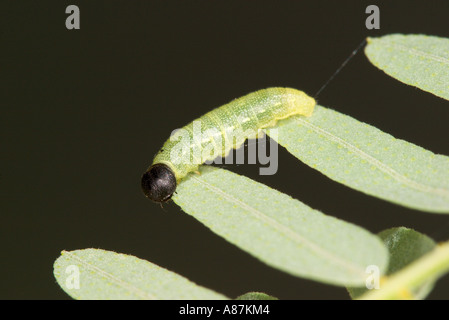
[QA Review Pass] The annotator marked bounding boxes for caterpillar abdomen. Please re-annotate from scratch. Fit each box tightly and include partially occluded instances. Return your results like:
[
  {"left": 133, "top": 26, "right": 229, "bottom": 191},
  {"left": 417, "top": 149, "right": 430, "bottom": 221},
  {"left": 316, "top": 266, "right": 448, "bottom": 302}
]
[{"left": 141, "top": 87, "right": 315, "bottom": 202}]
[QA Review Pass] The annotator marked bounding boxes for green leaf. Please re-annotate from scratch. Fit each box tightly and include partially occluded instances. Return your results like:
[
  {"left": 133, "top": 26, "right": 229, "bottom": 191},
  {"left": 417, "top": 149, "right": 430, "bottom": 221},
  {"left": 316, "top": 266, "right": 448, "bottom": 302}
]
[
  {"left": 358, "top": 240, "right": 449, "bottom": 300},
  {"left": 347, "top": 227, "right": 437, "bottom": 299},
  {"left": 265, "top": 106, "right": 449, "bottom": 213},
  {"left": 378, "top": 227, "right": 437, "bottom": 274},
  {"left": 53, "top": 249, "right": 228, "bottom": 300},
  {"left": 365, "top": 34, "right": 449, "bottom": 101},
  {"left": 236, "top": 292, "right": 278, "bottom": 300},
  {"left": 173, "top": 166, "right": 388, "bottom": 287}
]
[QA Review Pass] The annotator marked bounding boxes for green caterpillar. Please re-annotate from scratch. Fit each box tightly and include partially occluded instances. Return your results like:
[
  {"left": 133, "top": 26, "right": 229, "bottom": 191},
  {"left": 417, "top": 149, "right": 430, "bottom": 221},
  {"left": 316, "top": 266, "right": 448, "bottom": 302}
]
[{"left": 141, "top": 87, "right": 316, "bottom": 202}]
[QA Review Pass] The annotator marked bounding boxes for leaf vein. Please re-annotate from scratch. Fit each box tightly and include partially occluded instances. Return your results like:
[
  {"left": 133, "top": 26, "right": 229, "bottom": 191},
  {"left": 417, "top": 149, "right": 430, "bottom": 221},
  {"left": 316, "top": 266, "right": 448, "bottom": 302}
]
[
  {"left": 191, "top": 175, "right": 366, "bottom": 277},
  {"left": 62, "top": 250, "right": 157, "bottom": 300},
  {"left": 389, "top": 41, "right": 449, "bottom": 65},
  {"left": 294, "top": 117, "right": 449, "bottom": 198}
]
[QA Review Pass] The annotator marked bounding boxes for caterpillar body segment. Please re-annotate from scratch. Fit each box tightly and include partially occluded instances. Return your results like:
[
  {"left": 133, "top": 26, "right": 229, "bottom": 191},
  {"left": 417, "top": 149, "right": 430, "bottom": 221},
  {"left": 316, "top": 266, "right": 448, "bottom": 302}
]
[{"left": 141, "top": 87, "right": 316, "bottom": 202}]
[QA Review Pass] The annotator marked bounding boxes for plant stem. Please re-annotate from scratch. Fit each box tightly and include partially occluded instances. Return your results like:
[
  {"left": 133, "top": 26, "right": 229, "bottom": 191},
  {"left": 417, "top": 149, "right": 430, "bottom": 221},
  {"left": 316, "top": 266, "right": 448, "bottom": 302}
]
[{"left": 358, "top": 240, "right": 449, "bottom": 300}]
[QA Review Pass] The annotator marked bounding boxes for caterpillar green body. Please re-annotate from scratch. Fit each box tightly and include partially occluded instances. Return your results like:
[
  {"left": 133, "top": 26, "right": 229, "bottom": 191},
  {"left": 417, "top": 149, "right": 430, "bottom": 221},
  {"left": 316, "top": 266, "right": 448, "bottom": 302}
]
[{"left": 141, "top": 87, "right": 316, "bottom": 202}]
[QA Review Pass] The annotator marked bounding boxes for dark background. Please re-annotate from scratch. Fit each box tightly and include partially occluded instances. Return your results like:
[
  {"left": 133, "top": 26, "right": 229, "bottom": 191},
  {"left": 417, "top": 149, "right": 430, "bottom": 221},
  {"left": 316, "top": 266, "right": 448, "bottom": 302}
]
[{"left": 2, "top": 1, "right": 449, "bottom": 299}]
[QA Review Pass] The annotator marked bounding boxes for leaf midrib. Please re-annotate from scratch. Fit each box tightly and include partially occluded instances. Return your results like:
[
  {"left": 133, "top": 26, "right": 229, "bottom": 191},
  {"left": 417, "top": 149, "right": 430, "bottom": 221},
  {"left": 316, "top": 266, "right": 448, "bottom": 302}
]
[
  {"left": 191, "top": 175, "right": 367, "bottom": 279},
  {"left": 294, "top": 117, "right": 449, "bottom": 198},
  {"left": 62, "top": 250, "right": 157, "bottom": 300},
  {"left": 386, "top": 40, "right": 449, "bottom": 65}
]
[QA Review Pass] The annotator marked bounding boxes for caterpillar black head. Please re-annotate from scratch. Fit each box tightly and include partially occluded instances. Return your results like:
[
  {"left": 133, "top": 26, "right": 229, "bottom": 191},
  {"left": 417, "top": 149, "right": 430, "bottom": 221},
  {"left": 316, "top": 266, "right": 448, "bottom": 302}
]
[{"left": 141, "top": 164, "right": 177, "bottom": 203}]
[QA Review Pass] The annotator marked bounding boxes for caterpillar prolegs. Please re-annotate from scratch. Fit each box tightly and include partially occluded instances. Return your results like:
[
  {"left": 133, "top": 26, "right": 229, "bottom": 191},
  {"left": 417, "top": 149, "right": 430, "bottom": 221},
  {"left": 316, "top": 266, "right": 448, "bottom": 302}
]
[{"left": 141, "top": 87, "right": 316, "bottom": 202}]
